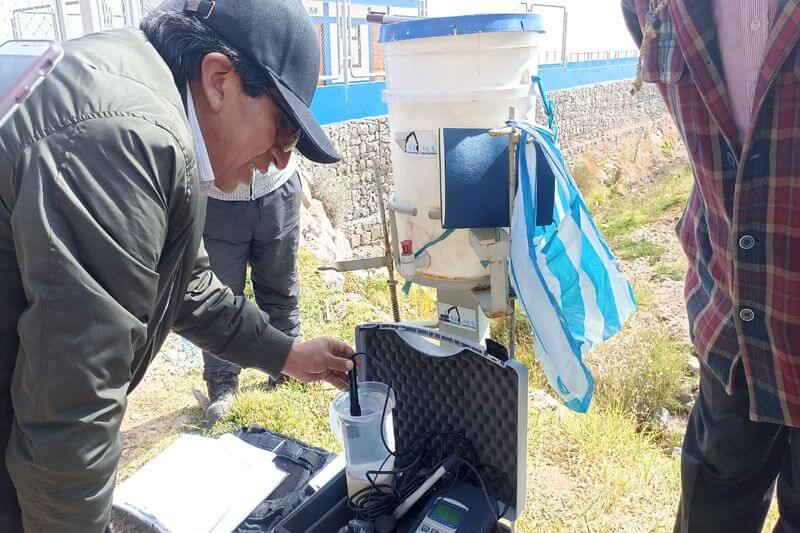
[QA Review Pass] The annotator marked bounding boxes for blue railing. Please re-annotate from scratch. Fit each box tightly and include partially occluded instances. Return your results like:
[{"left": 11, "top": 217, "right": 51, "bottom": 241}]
[
  {"left": 538, "top": 56, "right": 638, "bottom": 91},
  {"left": 310, "top": 56, "right": 640, "bottom": 126}
]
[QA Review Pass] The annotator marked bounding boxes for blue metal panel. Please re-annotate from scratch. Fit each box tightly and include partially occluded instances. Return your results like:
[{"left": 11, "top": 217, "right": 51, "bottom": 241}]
[
  {"left": 538, "top": 57, "right": 638, "bottom": 91},
  {"left": 311, "top": 81, "right": 388, "bottom": 125}
]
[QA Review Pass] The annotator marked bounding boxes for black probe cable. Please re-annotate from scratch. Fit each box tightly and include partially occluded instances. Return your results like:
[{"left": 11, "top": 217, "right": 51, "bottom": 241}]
[{"left": 344, "top": 351, "right": 509, "bottom": 522}]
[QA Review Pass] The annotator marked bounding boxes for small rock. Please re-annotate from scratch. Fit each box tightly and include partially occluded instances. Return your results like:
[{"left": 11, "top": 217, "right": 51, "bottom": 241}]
[
  {"left": 678, "top": 381, "right": 694, "bottom": 404},
  {"left": 530, "top": 389, "right": 559, "bottom": 410},
  {"left": 350, "top": 269, "right": 369, "bottom": 280},
  {"left": 671, "top": 446, "right": 682, "bottom": 458},
  {"left": 657, "top": 407, "right": 673, "bottom": 431},
  {"left": 688, "top": 356, "right": 700, "bottom": 376},
  {"left": 322, "top": 270, "right": 345, "bottom": 291}
]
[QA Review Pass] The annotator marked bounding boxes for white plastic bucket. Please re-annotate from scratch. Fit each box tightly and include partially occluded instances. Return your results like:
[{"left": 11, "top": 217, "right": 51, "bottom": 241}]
[{"left": 380, "top": 14, "right": 544, "bottom": 286}]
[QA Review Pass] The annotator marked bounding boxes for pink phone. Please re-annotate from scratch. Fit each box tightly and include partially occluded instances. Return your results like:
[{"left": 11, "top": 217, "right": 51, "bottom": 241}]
[{"left": 0, "top": 40, "right": 64, "bottom": 128}]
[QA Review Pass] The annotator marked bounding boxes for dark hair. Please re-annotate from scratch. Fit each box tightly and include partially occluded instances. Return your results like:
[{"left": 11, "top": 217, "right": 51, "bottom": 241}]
[{"left": 140, "top": 10, "right": 269, "bottom": 97}]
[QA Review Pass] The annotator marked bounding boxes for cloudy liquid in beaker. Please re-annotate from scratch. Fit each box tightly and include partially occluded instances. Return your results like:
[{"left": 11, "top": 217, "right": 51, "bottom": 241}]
[{"left": 346, "top": 468, "right": 393, "bottom": 498}]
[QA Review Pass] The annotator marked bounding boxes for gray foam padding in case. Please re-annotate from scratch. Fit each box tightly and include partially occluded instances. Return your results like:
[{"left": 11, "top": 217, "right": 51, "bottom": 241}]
[{"left": 355, "top": 323, "right": 527, "bottom": 516}]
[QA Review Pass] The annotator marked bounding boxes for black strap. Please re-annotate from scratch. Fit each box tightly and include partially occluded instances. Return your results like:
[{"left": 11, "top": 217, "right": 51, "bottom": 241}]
[
  {"left": 239, "top": 430, "right": 329, "bottom": 471},
  {"left": 232, "top": 426, "right": 334, "bottom": 532}
]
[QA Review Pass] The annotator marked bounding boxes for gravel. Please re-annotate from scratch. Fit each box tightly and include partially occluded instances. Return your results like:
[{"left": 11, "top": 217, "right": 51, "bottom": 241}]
[{"left": 148, "top": 334, "right": 203, "bottom": 377}]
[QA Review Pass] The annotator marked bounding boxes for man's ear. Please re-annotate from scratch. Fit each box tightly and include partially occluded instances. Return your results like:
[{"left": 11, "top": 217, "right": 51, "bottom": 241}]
[{"left": 199, "top": 52, "right": 235, "bottom": 112}]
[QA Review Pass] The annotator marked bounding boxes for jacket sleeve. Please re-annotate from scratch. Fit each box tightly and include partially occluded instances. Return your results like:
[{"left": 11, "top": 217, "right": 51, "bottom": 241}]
[
  {"left": 8, "top": 116, "right": 176, "bottom": 532},
  {"left": 622, "top": 0, "right": 644, "bottom": 47},
  {"left": 172, "top": 242, "right": 294, "bottom": 377}
]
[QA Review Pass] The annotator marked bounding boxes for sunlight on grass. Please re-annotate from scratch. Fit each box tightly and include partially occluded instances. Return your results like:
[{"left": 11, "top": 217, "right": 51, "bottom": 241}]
[
  {"left": 632, "top": 279, "right": 656, "bottom": 308},
  {"left": 597, "top": 168, "right": 692, "bottom": 242},
  {"left": 615, "top": 239, "right": 668, "bottom": 261},
  {"left": 653, "top": 256, "right": 689, "bottom": 281},
  {"left": 210, "top": 374, "right": 341, "bottom": 452},
  {"left": 590, "top": 319, "right": 690, "bottom": 421},
  {"left": 522, "top": 406, "right": 680, "bottom": 531}
]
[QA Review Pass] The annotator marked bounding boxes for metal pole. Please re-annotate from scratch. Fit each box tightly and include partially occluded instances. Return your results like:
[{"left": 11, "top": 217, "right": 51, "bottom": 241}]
[
  {"left": 53, "top": 0, "right": 69, "bottom": 41},
  {"left": 508, "top": 107, "right": 517, "bottom": 235},
  {"left": 561, "top": 9, "right": 569, "bottom": 67},
  {"left": 78, "top": 0, "right": 99, "bottom": 34},
  {"left": 341, "top": 0, "right": 350, "bottom": 85},
  {"left": 125, "top": 0, "right": 142, "bottom": 27},
  {"left": 334, "top": 0, "right": 347, "bottom": 84},
  {"left": 507, "top": 106, "right": 520, "bottom": 360},
  {"left": 374, "top": 159, "right": 401, "bottom": 323},
  {"left": 533, "top": 4, "right": 569, "bottom": 67}
]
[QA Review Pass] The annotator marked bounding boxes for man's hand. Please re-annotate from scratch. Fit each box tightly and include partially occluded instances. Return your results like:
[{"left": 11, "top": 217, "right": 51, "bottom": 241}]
[{"left": 281, "top": 337, "right": 355, "bottom": 389}]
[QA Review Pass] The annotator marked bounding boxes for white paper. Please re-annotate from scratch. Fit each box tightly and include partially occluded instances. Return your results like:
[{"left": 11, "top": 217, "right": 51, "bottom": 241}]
[{"left": 114, "top": 434, "right": 287, "bottom": 533}]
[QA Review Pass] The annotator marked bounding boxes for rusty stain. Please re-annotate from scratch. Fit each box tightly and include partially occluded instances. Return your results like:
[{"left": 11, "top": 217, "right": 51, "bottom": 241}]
[{"left": 417, "top": 272, "right": 489, "bottom": 283}]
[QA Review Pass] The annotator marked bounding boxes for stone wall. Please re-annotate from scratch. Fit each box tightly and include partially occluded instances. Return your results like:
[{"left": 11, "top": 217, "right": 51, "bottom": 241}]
[
  {"left": 296, "top": 116, "right": 393, "bottom": 255},
  {"left": 297, "top": 80, "right": 669, "bottom": 257},
  {"left": 540, "top": 80, "right": 668, "bottom": 162}
]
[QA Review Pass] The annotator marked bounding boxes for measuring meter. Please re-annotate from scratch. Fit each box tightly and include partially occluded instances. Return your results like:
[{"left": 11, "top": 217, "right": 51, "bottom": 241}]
[{"left": 406, "top": 483, "right": 495, "bottom": 533}]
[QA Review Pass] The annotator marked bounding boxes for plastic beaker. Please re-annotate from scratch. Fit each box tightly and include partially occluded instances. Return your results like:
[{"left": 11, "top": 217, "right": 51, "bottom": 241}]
[{"left": 329, "top": 381, "right": 395, "bottom": 497}]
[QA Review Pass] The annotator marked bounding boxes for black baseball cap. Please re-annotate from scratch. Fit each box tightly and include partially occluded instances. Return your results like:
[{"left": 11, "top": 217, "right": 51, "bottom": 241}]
[{"left": 164, "top": 0, "right": 340, "bottom": 163}]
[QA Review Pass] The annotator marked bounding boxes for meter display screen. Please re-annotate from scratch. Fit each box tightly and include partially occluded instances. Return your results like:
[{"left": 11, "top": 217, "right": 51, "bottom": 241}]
[{"left": 430, "top": 501, "right": 466, "bottom": 526}]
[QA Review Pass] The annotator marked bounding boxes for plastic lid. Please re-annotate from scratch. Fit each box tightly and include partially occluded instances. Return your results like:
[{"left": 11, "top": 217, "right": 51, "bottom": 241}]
[{"left": 378, "top": 13, "right": 545, "bottom": 43}]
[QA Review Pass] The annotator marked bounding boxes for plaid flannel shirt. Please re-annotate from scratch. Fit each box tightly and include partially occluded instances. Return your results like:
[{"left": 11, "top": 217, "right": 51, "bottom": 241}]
[{"left": 623, "top": 0, "right": 800, "bottom": 426}]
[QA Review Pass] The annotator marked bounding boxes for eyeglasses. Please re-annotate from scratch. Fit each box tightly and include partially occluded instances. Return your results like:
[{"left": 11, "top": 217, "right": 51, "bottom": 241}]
[{"left": 267, "top": 88, "right": 301, "bottom": 153}]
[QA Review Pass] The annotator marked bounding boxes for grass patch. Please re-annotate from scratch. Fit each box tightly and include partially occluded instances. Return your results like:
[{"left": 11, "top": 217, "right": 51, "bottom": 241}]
[
  {"left": 297, "top": 252, "right": 384, "bottom": 342},
  {"left": 589, "top": 320, "right": 690, "bottom": 422},
  {"left": 522, "top": 406, "right": 680, "bottom": 531},
  {"left": 661, "top": 138, "right": 675, "bottom": 159},
  {"left": 597, "top": 168, "right": 692, "bottom": 242},
  {"left": 654, "top": 257, "right": 689, "bottom": 281},
  {"left": 491, "top": 304, "right": 548, "bottom": 390},
  {"left": 209, "top": 376, "right": 340, "bottom": 452},
  {"left": 615, "top": 240, "right": 668, "bottom": 261},
  {"left": 632, "top": 279, "right": 656, "bottom": 309},
  {"left": 601, "top": 210, "right": 651, "bottom": 241}
]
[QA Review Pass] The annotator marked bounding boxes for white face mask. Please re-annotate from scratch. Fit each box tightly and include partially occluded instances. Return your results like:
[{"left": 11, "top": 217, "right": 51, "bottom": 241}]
[{"left": 186, "top": 84, "right": 216, "bottom": 182}]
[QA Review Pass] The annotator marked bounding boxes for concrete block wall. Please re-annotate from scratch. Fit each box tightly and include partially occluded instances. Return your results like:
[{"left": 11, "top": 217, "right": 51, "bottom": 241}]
[{"left": 298, "top": 80, "right": 668, "bottom": 256}]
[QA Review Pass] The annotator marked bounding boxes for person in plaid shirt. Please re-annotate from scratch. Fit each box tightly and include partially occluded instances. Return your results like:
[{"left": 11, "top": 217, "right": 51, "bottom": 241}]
[{"left": 623, "top": 0, "right": 800, "bottom": 531}]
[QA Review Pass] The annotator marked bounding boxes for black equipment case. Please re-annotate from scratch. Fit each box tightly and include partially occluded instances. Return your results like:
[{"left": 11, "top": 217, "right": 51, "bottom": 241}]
[{"left": 273, "top": 323, "right": 529, "bottom": 532}]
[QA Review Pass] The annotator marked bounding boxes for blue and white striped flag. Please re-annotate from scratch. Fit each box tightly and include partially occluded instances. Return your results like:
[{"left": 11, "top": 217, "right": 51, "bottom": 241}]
[{"left": 508, "top": 120, "right": 637, "bottom": 412}]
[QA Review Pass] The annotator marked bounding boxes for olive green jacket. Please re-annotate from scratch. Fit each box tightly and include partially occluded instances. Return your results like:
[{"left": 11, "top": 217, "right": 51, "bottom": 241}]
[{"left": 0, "top": 28, "right": 294, "bottom": 532}]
